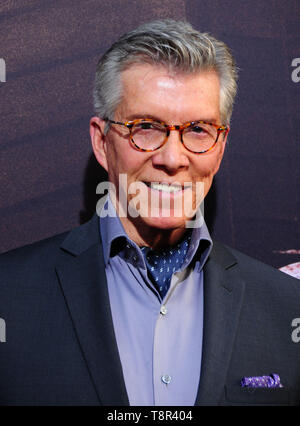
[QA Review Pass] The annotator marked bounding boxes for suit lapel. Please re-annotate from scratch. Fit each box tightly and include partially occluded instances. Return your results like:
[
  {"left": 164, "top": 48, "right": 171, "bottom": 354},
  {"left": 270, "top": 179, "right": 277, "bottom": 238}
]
[
  {"left": 55, "top": 215, "right": 129, "bottom": 406},
  {"left": 55, "top": 215, "right": 245, "bottom": 406},
  {"left": 195, "top": 242, "right": 245, "bottom": 405}
]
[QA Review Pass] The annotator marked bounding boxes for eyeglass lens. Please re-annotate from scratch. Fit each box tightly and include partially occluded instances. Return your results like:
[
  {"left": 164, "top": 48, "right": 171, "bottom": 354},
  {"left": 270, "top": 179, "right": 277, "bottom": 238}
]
[{"left": 130, "top": 121, "right": 218, "bottom": 152}]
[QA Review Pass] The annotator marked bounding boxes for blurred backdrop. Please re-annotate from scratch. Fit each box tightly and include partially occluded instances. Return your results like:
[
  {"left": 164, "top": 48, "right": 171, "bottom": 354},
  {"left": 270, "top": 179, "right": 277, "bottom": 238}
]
[{"left": 0, "top": 0, "right": 299, "bottom": 275}]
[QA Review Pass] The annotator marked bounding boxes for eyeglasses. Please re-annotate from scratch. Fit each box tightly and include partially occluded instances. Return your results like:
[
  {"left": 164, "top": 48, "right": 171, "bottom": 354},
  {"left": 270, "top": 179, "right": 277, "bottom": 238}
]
[{"left": 105, "top": 118, "right": 228, "bottom": 154}]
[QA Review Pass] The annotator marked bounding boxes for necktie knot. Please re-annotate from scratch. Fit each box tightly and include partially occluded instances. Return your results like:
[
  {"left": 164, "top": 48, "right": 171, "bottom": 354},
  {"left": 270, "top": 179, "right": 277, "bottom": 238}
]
[{"left": 141, "top": 232, "right": 192, "bottom": 299}]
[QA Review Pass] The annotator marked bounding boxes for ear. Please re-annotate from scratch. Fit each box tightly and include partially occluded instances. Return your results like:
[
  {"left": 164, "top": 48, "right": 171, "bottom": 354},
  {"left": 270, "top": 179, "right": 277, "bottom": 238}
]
[{"left": 90, "top": 116, "right": 108, "bottom": 171}]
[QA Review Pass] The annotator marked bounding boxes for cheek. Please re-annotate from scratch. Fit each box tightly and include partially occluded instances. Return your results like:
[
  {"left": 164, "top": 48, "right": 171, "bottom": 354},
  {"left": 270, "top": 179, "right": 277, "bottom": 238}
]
[
  {"left": 106, "top": 139, "right": 128, "bottom": 172},
  {"left": 105, "top": 140, "right": 146, "bottom": 181},
  {"left": 193, "top": 160, "right": 218, "bottom": 180},
  {"left": 193, "top": 145, "right": 225, "bottom": 179}
]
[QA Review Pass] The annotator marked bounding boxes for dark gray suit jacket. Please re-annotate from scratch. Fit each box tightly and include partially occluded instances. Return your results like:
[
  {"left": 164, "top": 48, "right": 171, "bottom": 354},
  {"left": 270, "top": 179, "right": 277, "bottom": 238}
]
[{"left": 0, "top": 214, "right": 300, "bottom": 405}]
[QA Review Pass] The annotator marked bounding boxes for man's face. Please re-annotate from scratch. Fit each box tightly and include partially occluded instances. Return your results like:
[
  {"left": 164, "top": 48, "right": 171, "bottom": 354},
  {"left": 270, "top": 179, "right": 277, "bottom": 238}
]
[{"left": 91, "top": 64, "right": 228, "bottom": 245}]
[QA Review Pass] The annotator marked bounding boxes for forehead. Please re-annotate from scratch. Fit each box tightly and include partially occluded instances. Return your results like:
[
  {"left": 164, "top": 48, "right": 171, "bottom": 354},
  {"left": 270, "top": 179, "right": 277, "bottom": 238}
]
[{"left": 116, "top": 63, "right": 221, "bottom": 123}]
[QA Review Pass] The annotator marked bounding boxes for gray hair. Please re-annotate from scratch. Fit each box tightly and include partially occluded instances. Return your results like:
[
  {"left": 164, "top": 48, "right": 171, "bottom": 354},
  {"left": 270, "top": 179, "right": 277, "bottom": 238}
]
[{"left": 93, "top": 19, "right": 238, "bottom": 126}]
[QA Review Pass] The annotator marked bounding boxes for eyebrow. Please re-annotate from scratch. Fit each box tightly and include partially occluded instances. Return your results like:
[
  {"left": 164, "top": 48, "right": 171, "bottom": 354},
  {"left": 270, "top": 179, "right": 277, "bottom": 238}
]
[
  {"left": 125, "top": 114, "right": 218, "bottom": 124},
  {"left": 125, "top": 114, "right": 164, "bottom": 122}
]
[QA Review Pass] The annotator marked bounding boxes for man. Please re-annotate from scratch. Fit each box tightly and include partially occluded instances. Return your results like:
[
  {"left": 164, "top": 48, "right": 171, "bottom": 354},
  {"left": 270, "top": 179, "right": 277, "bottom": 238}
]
[{"left": 0, "top": 19, "right": 300, "bottom": 406}]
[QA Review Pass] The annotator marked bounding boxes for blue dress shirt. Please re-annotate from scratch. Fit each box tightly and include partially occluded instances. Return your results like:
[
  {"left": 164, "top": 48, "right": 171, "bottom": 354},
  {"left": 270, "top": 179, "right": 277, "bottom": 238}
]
[{"left": 99, "top": 196, "right": 212, "bottom": 406}]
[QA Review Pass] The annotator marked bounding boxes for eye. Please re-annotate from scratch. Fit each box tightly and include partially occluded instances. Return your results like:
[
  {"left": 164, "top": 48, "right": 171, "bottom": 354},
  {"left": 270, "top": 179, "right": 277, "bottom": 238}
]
[
  {"left": 137, "top": 121, "right": 164, "bottom": 130},
  {"left": 139, "top": 122, "right": 154, "bottom": 130},
  {"left": 134, "top": 121, "right": 165, "bottom": 133},
  {"left": 190, "top": 125, "right": 206, "bottom": 134}
]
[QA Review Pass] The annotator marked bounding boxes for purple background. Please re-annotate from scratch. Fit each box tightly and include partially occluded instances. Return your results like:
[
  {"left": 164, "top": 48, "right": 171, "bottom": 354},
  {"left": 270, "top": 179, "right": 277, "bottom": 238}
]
[{"left": 0, "top": 0, "right": 299, "bottom": 270}]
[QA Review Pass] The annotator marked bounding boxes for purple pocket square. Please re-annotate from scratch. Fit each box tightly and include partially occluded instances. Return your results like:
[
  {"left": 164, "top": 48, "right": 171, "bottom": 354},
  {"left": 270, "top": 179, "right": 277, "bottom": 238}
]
[{"left": 241, "top": 373, "right": 283, "bottom": 388}]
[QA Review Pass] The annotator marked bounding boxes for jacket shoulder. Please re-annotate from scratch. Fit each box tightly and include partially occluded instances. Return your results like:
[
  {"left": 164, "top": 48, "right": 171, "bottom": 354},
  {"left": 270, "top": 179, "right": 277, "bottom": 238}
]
[
  {"left": 0, "top": 214, "right": 101, "bottom": 288},
  {"left": 0, "top": 231, "right": 69, "bottom": 268},
  {"left": 0, "top": 231, "right": 73, "bottom": 292},
  {"left": 213, "top": 240, "right": 300, "bottom": 293}
]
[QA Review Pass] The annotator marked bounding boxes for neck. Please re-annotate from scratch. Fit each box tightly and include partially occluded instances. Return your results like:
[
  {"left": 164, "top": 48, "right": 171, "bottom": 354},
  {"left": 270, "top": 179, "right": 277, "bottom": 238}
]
[{"left": 119, "top": 215, "right": 189, "bottom": 250}]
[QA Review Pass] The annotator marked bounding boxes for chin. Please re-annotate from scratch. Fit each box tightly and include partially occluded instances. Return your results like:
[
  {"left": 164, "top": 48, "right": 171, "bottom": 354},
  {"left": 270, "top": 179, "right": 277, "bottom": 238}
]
[{"left": 137, "top": 215, "right": 188, "bottom": 231}]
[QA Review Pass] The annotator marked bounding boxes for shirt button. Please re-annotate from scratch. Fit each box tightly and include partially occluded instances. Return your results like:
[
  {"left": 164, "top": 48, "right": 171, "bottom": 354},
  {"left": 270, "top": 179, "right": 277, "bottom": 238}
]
[
  {"left": 160, "top": 305, "right": 168, "bottom": 315},
  {"left": 161, "top": 374, "right": 172, "bottom": 384}
]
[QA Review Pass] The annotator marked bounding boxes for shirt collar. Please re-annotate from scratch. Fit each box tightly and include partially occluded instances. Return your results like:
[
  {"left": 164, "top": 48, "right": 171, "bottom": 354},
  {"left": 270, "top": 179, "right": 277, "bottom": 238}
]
[
  {"left": 99, "top": 195, "right": 132, "bottom": 266},
  {"left": 182, "top": 218, "right": 212, "bottom": 272},
  {"left": 99, "top": 195, "right": 213, "bottom": 270}
]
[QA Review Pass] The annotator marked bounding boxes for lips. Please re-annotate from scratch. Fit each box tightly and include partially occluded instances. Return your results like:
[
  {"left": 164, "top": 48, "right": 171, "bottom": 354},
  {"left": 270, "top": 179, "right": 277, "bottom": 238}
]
[{"left": 143, "top": 181, "right": 192, "bottom": 193}]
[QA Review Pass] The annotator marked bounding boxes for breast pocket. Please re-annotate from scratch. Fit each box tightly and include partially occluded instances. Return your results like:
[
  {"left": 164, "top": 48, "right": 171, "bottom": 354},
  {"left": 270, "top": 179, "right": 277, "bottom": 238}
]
[{"left": 224, "top": 386, "right": 291, "bottom": 406}]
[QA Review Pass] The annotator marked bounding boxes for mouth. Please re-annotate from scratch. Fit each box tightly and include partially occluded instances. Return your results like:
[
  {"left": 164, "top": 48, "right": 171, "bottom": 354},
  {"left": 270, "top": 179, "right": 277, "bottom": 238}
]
[{"left": 143, "top": 181, "right": 192, "bottom": 194}]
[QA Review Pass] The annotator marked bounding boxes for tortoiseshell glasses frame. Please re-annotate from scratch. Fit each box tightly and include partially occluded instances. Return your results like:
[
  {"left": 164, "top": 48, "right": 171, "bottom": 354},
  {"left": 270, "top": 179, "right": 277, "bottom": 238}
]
[{"left": 104, "top": 118, "right": 229, "bottom": 154}]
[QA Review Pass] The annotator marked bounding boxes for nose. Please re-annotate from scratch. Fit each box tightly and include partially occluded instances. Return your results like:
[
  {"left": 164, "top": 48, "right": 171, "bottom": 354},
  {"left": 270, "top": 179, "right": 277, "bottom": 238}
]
[{"left": 151, "top": 129, "right": 189, "bottom": 173}]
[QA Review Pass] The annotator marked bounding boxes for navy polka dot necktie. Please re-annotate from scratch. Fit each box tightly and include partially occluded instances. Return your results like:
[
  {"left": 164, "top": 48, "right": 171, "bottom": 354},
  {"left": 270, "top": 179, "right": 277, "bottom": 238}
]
[{"left": 141, "top": 232, "right": 192, "bottom": 299}]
